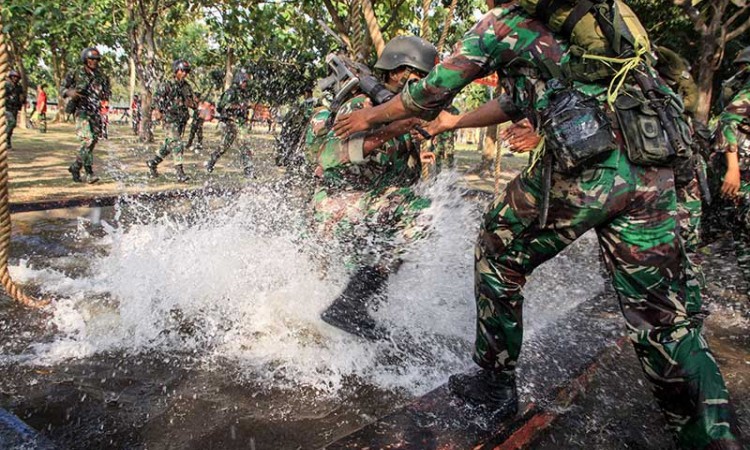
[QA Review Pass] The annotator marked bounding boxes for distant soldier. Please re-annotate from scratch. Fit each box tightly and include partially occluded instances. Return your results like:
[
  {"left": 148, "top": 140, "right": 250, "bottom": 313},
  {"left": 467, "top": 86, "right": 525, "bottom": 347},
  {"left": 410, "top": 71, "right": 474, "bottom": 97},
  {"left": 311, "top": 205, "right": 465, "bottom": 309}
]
[
  {"left": 131, "top": 94, "right": 141, "bottom": 135},
  {"left": 4, "top": 69, "right": 25, "bottom": 149},
  {"left": 205, "top": 70, "right": 254, "bottom": 177},
  {"left": 430, "top": 104, "right": 460, "bottom": 171},
  {"left": 147, "top": 59, "right": 196, "bottom": 182},
  {"left": 275, "top": 87, "right": 317, "bottom": 167},
  {"left": 186, "top": 92, "right": 206, "bottom": 152},
  {"left": 34, "top": 83, "right": 48, "bottom": 133},
  {"left": 62, "top": 47, "right": 111, "bottom": 183}
]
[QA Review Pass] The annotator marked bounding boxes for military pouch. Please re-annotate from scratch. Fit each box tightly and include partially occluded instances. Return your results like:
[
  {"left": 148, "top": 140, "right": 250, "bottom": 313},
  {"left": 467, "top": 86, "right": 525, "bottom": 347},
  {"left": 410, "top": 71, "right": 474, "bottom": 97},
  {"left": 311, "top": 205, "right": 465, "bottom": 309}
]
[
  {"left": 614, "top": 90, "right": 690, "bottom": 166},
  {"left": 541, "top": 86, "right": 616, "bottom": 173}
]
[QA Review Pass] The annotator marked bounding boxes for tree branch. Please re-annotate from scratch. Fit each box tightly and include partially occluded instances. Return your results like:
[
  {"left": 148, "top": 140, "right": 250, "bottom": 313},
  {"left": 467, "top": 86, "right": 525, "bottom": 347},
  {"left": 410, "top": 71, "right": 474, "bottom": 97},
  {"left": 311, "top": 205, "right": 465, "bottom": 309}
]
[
  {"left": 322, "top": 0, "right": 350, "bottom": 39},
  {"left": 727, "top": 14, "right": 750, "bottom": 41},
  {"left": 678, "top": 1, "right": 708, "bottom": 34},
  {"left": 381, "top": 0, "right": 407, "bottom": 31},
  {"left": 725, "top": 4, "right": 749, "bottom": 29}
]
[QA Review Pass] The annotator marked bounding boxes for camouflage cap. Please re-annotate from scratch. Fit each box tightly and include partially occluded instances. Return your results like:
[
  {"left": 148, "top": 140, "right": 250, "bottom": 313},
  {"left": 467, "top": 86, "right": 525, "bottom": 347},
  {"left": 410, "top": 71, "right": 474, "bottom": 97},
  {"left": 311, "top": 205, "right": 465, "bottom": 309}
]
[
  {"left": 734, "top": 46, "right": 750, "bottom": 65},
  {"left": 374, "top": 36, "right": 438, "bottom": 74}
]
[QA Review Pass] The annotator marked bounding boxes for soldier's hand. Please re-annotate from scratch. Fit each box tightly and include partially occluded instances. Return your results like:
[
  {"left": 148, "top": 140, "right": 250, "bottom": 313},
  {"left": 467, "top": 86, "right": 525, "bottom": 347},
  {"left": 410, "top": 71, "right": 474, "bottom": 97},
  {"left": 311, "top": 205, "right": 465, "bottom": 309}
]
[
  {"left": 499, "top": 119, "right": 541, "bottom": 153},
  {"left": 333, "top": 108, "right": 374, "bottom": 139},
  {"left": 721, "top": 165, "right": 741, "bottom": 198},
  {"left": 420, "top": 151, "right": 436, "bottom": 165},
  {"left": 65, "top": 89, "right": 81, "bottom": 100}
]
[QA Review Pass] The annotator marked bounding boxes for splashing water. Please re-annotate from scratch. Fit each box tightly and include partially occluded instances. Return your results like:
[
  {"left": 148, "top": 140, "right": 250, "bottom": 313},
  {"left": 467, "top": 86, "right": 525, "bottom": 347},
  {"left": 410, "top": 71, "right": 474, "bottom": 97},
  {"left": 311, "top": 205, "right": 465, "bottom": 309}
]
[{"left": 8, "top": 171, "right": 605, "bottom": 399}]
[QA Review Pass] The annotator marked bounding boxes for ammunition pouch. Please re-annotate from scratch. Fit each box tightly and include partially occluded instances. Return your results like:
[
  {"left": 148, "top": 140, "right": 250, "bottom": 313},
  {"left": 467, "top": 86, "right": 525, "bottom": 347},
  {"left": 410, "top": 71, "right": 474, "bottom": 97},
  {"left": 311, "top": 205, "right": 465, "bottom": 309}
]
[
  {"left": 614, "top": 89, "right": 690, "bottom": 167},
  {"left": 541, "top": 86, "right": 616, "bottom": 173},
  {"left": 673, "top": 152, "right": 696, "bottom": 189}
]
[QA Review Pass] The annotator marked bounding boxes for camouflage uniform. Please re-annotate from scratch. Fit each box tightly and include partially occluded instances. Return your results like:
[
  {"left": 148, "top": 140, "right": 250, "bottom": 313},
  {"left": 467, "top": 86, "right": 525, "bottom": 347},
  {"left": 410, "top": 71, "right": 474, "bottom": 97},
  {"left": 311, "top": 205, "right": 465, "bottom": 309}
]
[
  {"left": 276, "top": 96, "right": 317, "bottom": 167},
  {"left": 63, "top": 65, "right": 111, "bottom": 180},
  {"left": 148, "top": 78, "right": 194, "bottom": 176},
  {"left": 398, "top": 6, "right": 739, "bottom": 448},
  {"left": 706, "top": 77, "right": 750, "bottom": 290},
  {"left": 307, "top": 94, "right": 429, "bottom": 267},
  {"left": 206, "top": 84, "right": 253, "bottom": 176},
  {"left": 4, "top": 79, "right": 25, "bottom": 149},
  {"left": 186, "top": 107, "right": 204, "bottom": 151},
  {"left": 430, "top": 104, "right": 460, "bottom": 171}
]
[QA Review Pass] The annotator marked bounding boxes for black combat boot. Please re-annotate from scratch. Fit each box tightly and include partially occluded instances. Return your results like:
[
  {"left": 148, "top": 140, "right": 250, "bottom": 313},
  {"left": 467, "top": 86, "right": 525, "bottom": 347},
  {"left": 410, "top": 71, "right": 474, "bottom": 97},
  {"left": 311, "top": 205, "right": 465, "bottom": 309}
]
[
  {"left": 68, "top": 162, "right": 83, "bottom": 183},
  {"left": 205, "top": 153, "right": 220, "bottom": 174},
  {"left": 83, "top": 165, "right": 99, "bottom": 184},
  {"left": 320, "top": 266, "right": 389, "bottom": 340},
  {"left": 449, "top": 370, "right": 518, "bottom": 415},
  {"left": 243, "top": 165, "right": 255, "bottom": 179},
  {"left": 147, "top": 156, "right": 163, "bottom": 178},
  {"left": 175, "top": 164, "right": 190, "bottom": 183}
]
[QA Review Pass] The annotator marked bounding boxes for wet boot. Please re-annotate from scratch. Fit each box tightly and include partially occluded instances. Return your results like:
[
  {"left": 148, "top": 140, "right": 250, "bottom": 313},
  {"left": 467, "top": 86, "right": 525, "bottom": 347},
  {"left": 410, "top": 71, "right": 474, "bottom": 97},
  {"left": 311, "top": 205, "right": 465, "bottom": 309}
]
[
  {"left": 320, "top": 266, "right": 389, "bottom": 340},
  {"left": 147, "top": 156, "right": 163, "bottom": 178},
  {"left": 448, "top": 370, "right": 518, "bottom": 415},
  {"left": 68, "top": 162, "right": 83, "bottom": 183},
  {"left": 205, "top": 153, "right": 220, "bottom": 174},
  {"left": 175, "top": 164, "right": 191, "bottom": 183},
  {"left": 243, "top": 166, "right": 255, "bottom": 179},
  {"left": 83, "top": 165, "right": 99, "bottom": 184}
]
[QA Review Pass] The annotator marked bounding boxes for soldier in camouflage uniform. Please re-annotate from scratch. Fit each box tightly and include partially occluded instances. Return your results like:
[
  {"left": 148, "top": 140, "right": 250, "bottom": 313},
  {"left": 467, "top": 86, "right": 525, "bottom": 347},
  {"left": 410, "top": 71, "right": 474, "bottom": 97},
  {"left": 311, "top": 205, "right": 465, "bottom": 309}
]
[
  {"left": 63, "top": 48, "right": 110, "bottom": 183},
  {"left": 147, "top": 60, "right": 195, "bottom": 182},
  {"left": 276, "top": 87, "right": 317, "bottom": 167},
  {"left": 205, "top": 70, "right": 254, "bottom": 177},
  {"left": 4, "top": 70, "right": 25, "bottom": 150},
  {"left": 430, "top": 104, "right": 460, "bottom": 171},
  {"left": 307, "top": 36, "right": 437, "bottom": 340},
  {"left": 186, "top": 92, "right": 205, "bottom": 152},
  {"left": 705, "top": 47, "right": 750, "bottom": 293},
  {"left": 333, "top": 2, "right": 741, "bottom": 448}
]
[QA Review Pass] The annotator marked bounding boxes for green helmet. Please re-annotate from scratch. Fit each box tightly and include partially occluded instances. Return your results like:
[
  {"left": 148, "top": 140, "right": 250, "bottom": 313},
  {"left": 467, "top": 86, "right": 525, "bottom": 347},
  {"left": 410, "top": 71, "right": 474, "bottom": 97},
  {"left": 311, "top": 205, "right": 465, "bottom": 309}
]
[
  {"left": 172, "top": 59, "right": 191, "bottom": 74},
  {"left": 8, "top": 69, "right": 20, "bottom": 79},
  {"left": 734, "top": 46, "right": 750, "bottom": 65},
  {"left": 373, "top": 36, "right": 438, "bottom": 74},
  {"left": 81, "top": 47, "right": 102, "bottom": 64},
  {"left": 233, "top": 69, "right": 250, "bottom": 85}
]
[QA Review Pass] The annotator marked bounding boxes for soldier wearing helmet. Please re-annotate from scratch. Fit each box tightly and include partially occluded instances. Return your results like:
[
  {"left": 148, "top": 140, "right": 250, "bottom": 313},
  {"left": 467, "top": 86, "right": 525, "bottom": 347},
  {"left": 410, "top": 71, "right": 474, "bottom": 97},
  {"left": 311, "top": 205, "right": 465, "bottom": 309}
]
[
  {"left": 4, "top": 69, "right": 25, "bottom": 150},
  {"left": 304, "top": 36, "right": 438, "bottom": 339},
  {"left": 204, "top": 68, "right": 255, "bottom": 176},
  {"left": 146, "top": 59, "right": 196, "bottom": 182},
  {"left": 62, "top": 47, "right": 110, "bottom": 183}
]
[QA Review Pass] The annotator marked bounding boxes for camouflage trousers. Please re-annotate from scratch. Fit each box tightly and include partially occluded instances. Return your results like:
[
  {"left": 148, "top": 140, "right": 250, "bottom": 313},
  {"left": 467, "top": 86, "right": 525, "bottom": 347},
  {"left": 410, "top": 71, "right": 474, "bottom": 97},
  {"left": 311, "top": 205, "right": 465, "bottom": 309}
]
[
  {"left": 211, "top": 121, "right": 252, "bottom": 170},
  {"left": 75, "top": 113, "right": 100, "bottom": 167},
  {"left": 156, "top": 121, "right": 187, "bottom": 166},
  {"left": 5, "top": 110, "right": 17, "bottom": 148},
  {"left": 312, "top": 184, "right": 431, "bottom": 269},
  {"left": 475, "top": 148, "right": 738, "bottom": 448},
  {"left": 431, "top": 134, "right": 455, "bottom": 171},
  {"left": 186, "top": 118, "right": 204, "bottom": 149}
]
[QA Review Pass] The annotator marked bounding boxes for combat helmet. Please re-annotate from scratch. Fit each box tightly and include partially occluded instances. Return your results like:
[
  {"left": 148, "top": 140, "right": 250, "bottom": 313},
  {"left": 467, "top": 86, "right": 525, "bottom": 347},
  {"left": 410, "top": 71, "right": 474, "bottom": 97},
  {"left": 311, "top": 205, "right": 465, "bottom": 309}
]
[
  {"left": 374, "top": 36, "right": 438, "bottom": 75},
  {"left": 233, "top": 68, "right": 250, "bottom": 86},
  {"left": 172, "top": 59, "right": 191, "bottom": 74},
  {"left": 8, "top": 69, "right": 20, "bottom": 79},
  {"left": 81, "top": 47, "right": 102, "bottom": 64},
  {"left": 734, "top": 46, "right": 750, "bottom": 66}
]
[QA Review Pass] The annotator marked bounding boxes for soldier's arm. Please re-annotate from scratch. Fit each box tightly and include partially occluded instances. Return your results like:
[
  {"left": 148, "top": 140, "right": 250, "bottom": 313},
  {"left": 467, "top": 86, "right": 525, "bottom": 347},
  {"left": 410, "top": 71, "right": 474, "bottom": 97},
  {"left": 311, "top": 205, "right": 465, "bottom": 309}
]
[{"left": 334, "top": 9, "right": 515, "bottom": 136}]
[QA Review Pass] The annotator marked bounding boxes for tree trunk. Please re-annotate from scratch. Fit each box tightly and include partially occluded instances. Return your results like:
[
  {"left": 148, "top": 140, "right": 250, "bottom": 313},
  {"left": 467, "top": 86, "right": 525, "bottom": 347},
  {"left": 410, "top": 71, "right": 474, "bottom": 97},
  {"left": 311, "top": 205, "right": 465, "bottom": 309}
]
[
  {"left": 223, "top": 47, "right": 234, "bottom": 91},
  {"left": 128, "top": 55, "right": 137, "bottom": 106},
  {"left": 50, "top": 46, "right": 69, "bottom": 123}
]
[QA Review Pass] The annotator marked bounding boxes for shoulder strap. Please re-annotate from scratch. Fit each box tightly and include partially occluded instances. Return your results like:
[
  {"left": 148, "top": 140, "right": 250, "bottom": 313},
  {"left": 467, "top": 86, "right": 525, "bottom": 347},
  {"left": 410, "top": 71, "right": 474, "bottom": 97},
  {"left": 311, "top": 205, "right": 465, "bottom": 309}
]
[{"left": 561, "top": 0, "right": 595, "bottom": 38}]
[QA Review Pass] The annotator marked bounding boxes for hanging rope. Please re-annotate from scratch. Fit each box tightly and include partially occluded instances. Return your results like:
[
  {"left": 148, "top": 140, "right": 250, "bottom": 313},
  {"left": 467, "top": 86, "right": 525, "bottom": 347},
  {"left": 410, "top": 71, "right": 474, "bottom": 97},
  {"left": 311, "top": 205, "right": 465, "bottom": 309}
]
[
  {"left": 351, "top": 0, "right": 365, "bottom": 60},
  {"left": 0, "top": 21, "right": 47, "bottom": 308},
  {"left": 361, "top": 0, "right": 385, "bottom": 57},
  {"left": 420, "top": 0, "right": 431, "bottom": 40},
  {"left": 494, "top": 138, "right": 504, "bottom": 195},
  {"left": 436, "top": 0, "right": 458, "bottom": 53}
]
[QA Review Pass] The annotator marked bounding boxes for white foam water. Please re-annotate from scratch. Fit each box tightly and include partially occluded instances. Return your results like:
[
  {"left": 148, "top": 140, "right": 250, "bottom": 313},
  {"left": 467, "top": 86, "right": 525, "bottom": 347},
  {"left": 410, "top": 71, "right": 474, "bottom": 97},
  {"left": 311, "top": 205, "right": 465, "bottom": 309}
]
[{"left": 7, "top": 172, "right": 605, "bottom": 397}]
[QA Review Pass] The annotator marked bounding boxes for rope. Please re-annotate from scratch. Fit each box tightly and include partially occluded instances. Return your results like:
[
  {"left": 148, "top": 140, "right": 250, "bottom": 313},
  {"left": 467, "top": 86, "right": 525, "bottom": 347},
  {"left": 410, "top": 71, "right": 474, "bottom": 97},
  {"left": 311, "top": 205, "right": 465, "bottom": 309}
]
[
  {"left": 436, "top": 0, "right": 458, "bottom": 53},
  {"left": 420, "top": 0, "right": 431, "bottom": 40},
  {"left": 351, "top": 0, "right": 365, "bottom": 61},
  {"left": 0, "top": 20, "right": 48, "bottom": 308},
  {"left": 582, "top": 36, "right": 650, "bottom": 105},
  {"left": 494, "top": 138, "right": 504, "bottom": 195},
  {"left": 361, "top": 0, "right": 385, "bottom": 57}
]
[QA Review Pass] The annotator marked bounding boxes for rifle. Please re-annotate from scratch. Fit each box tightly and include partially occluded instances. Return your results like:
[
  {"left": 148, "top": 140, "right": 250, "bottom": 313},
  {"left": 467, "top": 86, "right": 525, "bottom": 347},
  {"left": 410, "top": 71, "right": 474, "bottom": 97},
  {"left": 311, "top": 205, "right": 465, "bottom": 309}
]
[{"left": 319, "top": 53, "right": 432, "bottom": 140}]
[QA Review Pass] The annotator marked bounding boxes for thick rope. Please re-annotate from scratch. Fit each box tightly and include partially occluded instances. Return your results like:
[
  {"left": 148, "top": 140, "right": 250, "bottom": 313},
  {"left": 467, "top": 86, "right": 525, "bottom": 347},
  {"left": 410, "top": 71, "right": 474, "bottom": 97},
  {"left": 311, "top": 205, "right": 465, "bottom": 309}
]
[
  {"left": 436, "top": 0, "right": 458, "bottom": 53},
  {"left": 0, "top": 22, "right": 48, "bottom": 308},
  {"left": 361, "top": 0, "right": 385, "bottom": 57},
  {"left": 351, "top": 0, "right": 365, "bottom": 60},
  {"left": 494, "top": 138, "right": 504, "bottom": 195},
  {"left": 420, "top": 0, "right": 431, "bottom": 40}
]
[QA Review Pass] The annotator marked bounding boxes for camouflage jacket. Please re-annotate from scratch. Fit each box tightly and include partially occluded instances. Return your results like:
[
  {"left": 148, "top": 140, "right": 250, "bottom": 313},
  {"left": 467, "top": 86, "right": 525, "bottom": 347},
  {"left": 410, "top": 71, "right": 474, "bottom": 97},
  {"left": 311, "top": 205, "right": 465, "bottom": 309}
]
[
  {"left": 718, "top": 78, "right": 750, "bottom": 175},
  {"left": 63, "top": 66, "right": 111, "bottom": 117},
  {"left": 155, "top": 78, "right": 194, "bottom": 124},
  {"left": 306, "top": 94, "right": 421, "bottom": 191},
  {"left": 217, "top": 84, "right": 252, "bottom": 124},
  {"left": 399, "top": 5, "right": 633, "bottom": 169},
  {"left": 4, "top": 81, "right": 25, "bottom": 113}
]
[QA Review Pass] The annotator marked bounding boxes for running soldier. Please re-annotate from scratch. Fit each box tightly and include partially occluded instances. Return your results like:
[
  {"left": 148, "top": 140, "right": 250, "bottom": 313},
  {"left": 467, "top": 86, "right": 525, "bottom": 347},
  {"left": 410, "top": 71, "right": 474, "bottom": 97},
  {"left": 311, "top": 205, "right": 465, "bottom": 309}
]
[
  {"left": 205, "top": 70, "right": 254, "bottom": 177},
  {"left": 333, "top": 1, "right": 742, "bottom": 447},
  {"left": 63, "top": 47, "right": 110, "bottom": 183},
  {"left": 147, "top": 59, "right": 195, "bottom": 182},
  {"left": 4, "top": 70, "right": 25, "bottom": 149}
]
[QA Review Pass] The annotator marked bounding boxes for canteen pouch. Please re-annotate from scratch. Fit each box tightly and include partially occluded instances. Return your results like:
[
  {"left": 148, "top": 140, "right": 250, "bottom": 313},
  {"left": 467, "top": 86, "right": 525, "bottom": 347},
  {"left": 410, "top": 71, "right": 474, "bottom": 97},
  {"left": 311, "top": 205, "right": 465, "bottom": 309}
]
[
  {"left": 541, "top": 86, "right": 616, "bottom": 173},
  {"left": 614, "top": 89, "right": 690, "bottom": 166}
]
